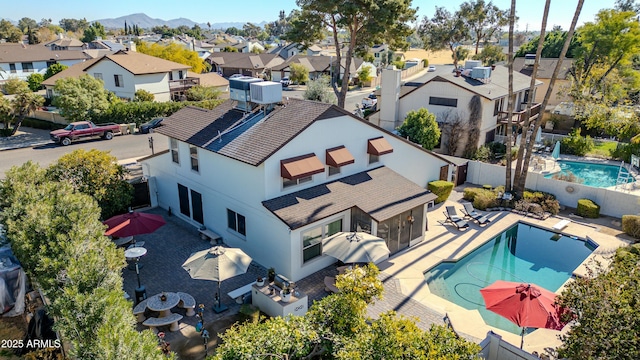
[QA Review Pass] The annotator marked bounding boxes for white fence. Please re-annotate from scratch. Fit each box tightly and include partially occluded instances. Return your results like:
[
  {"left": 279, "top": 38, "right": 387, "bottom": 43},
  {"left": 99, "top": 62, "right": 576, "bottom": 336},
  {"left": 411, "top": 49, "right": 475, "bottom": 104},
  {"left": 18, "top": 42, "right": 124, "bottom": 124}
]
[{"left": 467, "top": 160, "right": 640, "bottom": 219}]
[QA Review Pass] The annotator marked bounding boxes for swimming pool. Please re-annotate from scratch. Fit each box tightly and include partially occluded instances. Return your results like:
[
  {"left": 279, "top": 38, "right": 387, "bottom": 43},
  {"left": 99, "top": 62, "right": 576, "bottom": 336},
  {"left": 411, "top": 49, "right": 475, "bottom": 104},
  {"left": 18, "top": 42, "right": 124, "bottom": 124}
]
[
  {"left": 544, "top": 160, "right": 631, "bottom": 188},
  {"left": 424, "top": 223, "right": 595, "bottom": 334}
]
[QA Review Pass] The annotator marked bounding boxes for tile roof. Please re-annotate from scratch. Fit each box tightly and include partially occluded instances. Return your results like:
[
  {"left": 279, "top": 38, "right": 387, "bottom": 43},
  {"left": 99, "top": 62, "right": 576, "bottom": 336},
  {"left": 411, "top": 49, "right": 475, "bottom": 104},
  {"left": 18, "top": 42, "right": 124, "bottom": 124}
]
[
  {"left": 0, "top": 44, "right": 90, "bottom": 63},
  {"left": 262, "top": 166, "right": 437, "bottom": 229},
  {"left": 155, "top": 98, "right": 349, "bottom": 166},
  {"left": 84, "top": 50, "right": 190, "bottom": 75}
]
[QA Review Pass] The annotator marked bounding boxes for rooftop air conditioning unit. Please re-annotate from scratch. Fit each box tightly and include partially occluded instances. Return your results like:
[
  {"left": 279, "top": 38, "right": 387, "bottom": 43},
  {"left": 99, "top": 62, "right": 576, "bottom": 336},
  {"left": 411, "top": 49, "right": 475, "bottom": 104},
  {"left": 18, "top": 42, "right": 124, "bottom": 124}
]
[
  {"left": 471, "top": 66, "right": 492, "bottom": 79},
  {"left": 465, "top": 60, "right": 482, "bottom": 69},
  {"left": 250, "top": 81, "right": 283, "bottom": 104},
  {"left": 524, "top": 54, "right": 536, "bottom": 66},
  {"left": 229, "top": 77, "right": 263, "bottom": 102}
]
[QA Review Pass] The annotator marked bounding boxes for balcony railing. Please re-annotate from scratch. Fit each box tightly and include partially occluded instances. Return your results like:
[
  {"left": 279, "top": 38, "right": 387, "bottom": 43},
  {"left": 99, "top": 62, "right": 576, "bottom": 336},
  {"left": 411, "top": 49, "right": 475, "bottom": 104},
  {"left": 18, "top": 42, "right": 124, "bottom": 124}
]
[
  {"left": 169, "top": 77, "right": 200, "bottom": 90},
  {"left": 498, "top": 102, "right": 541, "bottom": 124}
]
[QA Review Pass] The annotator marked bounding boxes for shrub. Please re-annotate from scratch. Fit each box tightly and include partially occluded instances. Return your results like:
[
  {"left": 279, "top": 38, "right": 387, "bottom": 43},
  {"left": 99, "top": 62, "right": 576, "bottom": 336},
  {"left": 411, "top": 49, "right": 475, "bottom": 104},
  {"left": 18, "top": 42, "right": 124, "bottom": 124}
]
[
  {"left": 473, "top": 189, "right": 499, "bottom": 210},
  {"left": 133, "top": 89, "right": 155, "bottom": 102},
  {"left": 561, "top": 128, "right": 594, "bottom": 156},
  {"left": 552, "top": 171, "right": 582, "bottom": 183},
  {"left": 611, "top": 142, "right": 640, "bottom": 162},
  {"left": 523, "top": 189, "right": 559, "bottom": 215},
  {"left": 576, "top": 198, "right": 600, "bottom": 218},
  {"left": 622, "top": 215, "right": 640, "bottom": 241},
  {"left": 463, "top": 187, "right": 481, "bottom": 201},
  {"left": 239, "top": 304, "right": 260, "bottom": 323},
  {"left": 428, "top": 181, "right": 454, "bottom": 204},
  {"left": 488, "top": 141, "right": 506, "bottom": 155},
  {"left": 542, "top": 198, "right": 560, "bottom": 215},
  {"left": 471, "top": 145, "right": 491, "bottom": 161}
]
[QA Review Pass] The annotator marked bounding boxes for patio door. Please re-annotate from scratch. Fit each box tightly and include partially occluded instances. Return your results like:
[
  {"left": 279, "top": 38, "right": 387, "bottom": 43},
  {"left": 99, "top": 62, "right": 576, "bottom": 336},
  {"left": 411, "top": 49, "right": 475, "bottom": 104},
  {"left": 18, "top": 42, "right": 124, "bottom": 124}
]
[
  {"left": 377, "top": 206, "right": 424, "bottom": 255},
  {"left": 177, "top": 183, "right": 204, "bottom": 225}
]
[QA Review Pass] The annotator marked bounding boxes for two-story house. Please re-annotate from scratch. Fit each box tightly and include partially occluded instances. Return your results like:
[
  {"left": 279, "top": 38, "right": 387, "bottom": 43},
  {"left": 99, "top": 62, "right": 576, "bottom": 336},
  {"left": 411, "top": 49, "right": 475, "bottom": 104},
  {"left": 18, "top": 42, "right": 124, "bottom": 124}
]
[
  {"left": 369, "top": 61, "right": 542, "bottom": 156},
  {"left": 0, "top": 43, "right": 90, "bottom": 83},
  {"left": 140, "top": 87, "right": 453, "bottom": 281},
  {"left": 42, "top": 50, "right": 192, "bottom": 102}
]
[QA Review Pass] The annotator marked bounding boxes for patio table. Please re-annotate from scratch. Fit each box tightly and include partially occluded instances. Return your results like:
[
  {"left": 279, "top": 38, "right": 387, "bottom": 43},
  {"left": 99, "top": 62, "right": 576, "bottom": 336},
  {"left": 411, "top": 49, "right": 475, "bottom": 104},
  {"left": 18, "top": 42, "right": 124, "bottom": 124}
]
[{"left": 146, "top": 292, "right": 180, "bottom": 318}]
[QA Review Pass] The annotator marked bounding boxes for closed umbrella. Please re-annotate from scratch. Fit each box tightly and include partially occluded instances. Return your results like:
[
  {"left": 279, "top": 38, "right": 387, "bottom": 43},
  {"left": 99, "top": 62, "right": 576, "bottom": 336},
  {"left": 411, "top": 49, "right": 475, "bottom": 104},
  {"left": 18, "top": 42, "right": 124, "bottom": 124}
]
[
  {"left": 535, "top": 127, "right": 542, "bottom": 143},
  {"left": 480, "top": 280, "right": 569, "bottom": 349},
  {"left": 103, "top": 210, "right": 166, "bottom": 237},
  {"left": 551, "top": 141, "right": 561, "bottom": 160},
  {"left": 182, "top": 246, "right": 252, "bottom": 313},
  {"left": 323, "top": 232, "right": 390, "bottom": 264}
]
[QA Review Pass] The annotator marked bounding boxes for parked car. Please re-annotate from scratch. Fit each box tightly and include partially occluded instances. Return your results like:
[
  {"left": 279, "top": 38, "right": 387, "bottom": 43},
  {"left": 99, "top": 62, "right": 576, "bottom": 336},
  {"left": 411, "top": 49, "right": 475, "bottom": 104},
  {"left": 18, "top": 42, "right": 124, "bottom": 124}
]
[
  {"left": 229, "top": 74, "right": 244, "bottom": 79},
  {"left": 362, "top": 93, "right": 378, "bottom": 109},
  {"left": 428, "top": 65, "right": 436, "bottom": 72},
  {"left": 280, "top": 77, "right": 291, "bottom": 87},
  {"left": 50, "top": 121, "right": 121, "bottom": 146},
  {"left": 139, "top": 118, "right": 164, "bottom": 134}
]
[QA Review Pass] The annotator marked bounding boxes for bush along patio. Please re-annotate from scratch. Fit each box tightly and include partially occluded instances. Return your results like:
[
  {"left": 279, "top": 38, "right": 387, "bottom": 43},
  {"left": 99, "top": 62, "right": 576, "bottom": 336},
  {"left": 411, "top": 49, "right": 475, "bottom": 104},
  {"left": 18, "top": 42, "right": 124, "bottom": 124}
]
[{"left": 463, "top": 186, "right": 560, "bottom": 220}]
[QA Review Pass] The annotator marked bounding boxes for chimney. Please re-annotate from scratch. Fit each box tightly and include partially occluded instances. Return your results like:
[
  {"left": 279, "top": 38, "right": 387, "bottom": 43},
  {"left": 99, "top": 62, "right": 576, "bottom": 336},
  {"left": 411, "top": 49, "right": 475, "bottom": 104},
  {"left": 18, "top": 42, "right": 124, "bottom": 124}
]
[{"left": 379, "top": 66, "right": 402, "bottom": 131}]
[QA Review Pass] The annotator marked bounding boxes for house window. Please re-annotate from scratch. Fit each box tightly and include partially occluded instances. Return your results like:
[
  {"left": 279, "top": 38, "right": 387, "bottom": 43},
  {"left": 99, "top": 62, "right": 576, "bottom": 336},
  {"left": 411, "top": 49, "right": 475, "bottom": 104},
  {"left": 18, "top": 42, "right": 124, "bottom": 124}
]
[
  {"left": 302, "top": 218, "right": 342, "bottom": 263},
  {"left": 429, "top": 97, "right": 457, "bottom": 107},
  {"left": 189, "top": 145, "right": 199, "bottom": 172},
  {"left": 9, "top": 63, "right": 16, "bottom": 73},
  {"left": 227, "top": 209, "right": 246, "bottom": 236},
  {"left": 494, "top": 97, "right": 505, "bottom": 116},
  {"left": 114, "top": 74, "right": 124, "bottom": 87},
  {"left": 283, "top": 175, "right": 312, "bottom": 189},
  {"left": 21, "top": 62, "right": 34, "bottom": 73},
  {"left": 169, "top": 72, "right": 173, "bottom": 81},
  {"left": 170, "top": 138, "right": 179, "bottom": 164},
  {"left": 178, "top": 70, "right": 184, "bottom": 79},
  {"left": 368, "top": 154, "right": 379, "bottom": 164},
  {"left": 94, "top": 73, "right": 103, "bottom": 81},
  {"left": 46, "top": 61, "right": 56, "bottom": 67},
  {"left": 328, "top": 166, "right": 340, "bottom": 176},
  {"left": 178, "top": 184, "right": 190, "bottom": 217}
]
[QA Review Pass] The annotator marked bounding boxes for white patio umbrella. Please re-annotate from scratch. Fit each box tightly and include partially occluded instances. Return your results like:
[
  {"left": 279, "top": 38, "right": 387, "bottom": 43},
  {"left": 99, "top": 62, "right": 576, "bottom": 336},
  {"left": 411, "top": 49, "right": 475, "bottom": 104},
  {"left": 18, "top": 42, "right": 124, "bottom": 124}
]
[
  {"left": 323, "top": 232, "right": 390, "bottom": 264},
  {"left": 552, "top": 140, "right": 561, "bottom": 160},
  {"left": 182, "top": 246, "right": 252, "bottom": 313}
]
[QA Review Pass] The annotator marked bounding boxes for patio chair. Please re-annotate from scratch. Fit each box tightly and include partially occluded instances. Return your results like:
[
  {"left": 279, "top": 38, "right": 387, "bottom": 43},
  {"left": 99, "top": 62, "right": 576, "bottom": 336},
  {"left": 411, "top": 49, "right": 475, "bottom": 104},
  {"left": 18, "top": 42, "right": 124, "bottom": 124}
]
[
  {"left": 443, "top": 206, "right": 469, "bottom": 230},
  {"left": 462, "top": 203, "right": 491, "bottom": 225}
]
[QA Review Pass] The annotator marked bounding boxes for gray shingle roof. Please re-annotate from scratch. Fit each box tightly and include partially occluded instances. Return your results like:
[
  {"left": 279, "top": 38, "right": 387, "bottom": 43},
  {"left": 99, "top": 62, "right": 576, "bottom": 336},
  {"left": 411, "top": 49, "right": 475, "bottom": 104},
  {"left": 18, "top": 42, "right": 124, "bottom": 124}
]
[
  {"left": 262, "top": 166, "right": 437, "bottom": 229},
  {"left": 513, "top": 57, "right": 573, "bottom": 79},
  {"left": 155, "top": 98, "right": 349, "bottom": 166},
  {"left": 0, "top": 44, "right": 89, "bottom": 63}
]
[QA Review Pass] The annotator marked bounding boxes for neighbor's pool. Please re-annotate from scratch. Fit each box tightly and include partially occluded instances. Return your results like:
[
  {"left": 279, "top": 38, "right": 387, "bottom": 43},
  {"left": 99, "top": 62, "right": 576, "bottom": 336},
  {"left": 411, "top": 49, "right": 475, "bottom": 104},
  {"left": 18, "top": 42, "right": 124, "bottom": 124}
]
[
  {"left": 424, "top": 223, "right": 596, "bottom": 334},
  {"left": 544, "top": 160, "right": 631, "bottom": 188}
]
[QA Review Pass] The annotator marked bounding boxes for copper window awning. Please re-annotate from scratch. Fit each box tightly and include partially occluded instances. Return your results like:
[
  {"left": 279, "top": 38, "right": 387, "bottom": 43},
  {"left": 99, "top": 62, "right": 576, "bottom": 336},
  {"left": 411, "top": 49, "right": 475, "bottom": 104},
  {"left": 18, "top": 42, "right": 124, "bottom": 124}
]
[
  {"left": 326, "top": 146, "right": 355, "bottom": 167},
  {"left": 280, "top": 153, "right": 325, "bottom": 180},
  {"left": 367, "top": 137, "right": 393, "bottom": 156}
]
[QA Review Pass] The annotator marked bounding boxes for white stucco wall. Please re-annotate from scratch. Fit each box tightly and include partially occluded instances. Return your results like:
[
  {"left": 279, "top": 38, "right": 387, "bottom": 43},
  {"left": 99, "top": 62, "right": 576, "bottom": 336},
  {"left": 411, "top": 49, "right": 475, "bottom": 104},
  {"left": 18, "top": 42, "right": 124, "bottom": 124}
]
[
  {"left": 88, "top": 59, "right": 137, "bottom": 99},
  {"left": 0, "top": 59, "right": 84, "bottom": 82},
  {"left": 263, "top": 115, "right": 451, "bottom": 200},
  {"left": 134, "top": 73, "right": 171, "bottom": 102}
]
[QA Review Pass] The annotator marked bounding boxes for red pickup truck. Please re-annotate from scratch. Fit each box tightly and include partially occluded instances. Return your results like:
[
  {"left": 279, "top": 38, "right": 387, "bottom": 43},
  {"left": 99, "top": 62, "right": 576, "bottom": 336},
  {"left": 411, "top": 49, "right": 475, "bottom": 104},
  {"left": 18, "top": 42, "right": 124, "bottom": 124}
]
[{"left": 50, "top": 121, "right": 121, "bottom": 146}]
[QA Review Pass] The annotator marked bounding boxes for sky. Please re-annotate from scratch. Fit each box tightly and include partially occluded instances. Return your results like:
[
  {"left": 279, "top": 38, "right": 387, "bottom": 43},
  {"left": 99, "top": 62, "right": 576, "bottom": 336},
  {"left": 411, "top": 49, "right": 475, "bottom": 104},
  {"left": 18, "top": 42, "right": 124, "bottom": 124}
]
[{"left": 2, "top": 0, "right": 619, "bottom": 31}]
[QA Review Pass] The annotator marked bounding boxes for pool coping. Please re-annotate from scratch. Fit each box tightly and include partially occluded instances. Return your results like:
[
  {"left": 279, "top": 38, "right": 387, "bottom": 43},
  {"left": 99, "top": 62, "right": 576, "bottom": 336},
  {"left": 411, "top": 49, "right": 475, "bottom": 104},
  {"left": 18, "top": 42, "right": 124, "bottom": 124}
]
[{"left": 378, "top": 201, "right": 629, "bottom": 354}]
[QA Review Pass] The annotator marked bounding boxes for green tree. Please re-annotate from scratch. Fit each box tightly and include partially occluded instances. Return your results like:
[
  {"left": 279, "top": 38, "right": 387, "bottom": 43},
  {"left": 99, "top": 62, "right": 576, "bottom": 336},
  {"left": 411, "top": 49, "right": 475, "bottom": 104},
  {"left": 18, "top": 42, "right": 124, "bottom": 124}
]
[
  {"left": 0, "top": 20, "right": 23, "bottom": 43},
  {"left": 557, "top": 245, "right": 640, "bottom": 359},
  {"left": 17, "top": 17, "right": 37, "bottom": 33},
  {"left": 396, "top": 108, "right": 441, "bottom": 150},
  {"left": 222, "top": 45, "right": 238, "bottom": 52},
  {"left": 457, "top": 0, "right": 509, "bottom": 54},
  {"left": 82, "top": 21, "right": 106, "bottom": 42},
  {"left": 514, "top": 30, "right": 581, "bottom": 58},
  {"left": 185, "top": 85, "right": 221, "bottom": 101},
  {"left": 454, "top": 47, "right": 471, "bottom": 63},
  {"left": 44, "top": 63, "right": 68, "bottom": 80},
  {"left": 286, "top": 0, "right": 416, "bottom": 108},
  {"left": 26, "top": 73, "right": 44, "bottom": 92},
  {"left": 243, "top": 22, "right": 262, "bottom": 38},
  {"left": 9, "top": 89, "right": 44, "bottom": 135},
  {"left": 213, "top": 264, "right": 480, "bottom": 359},
  {"left": 289, "top": 63, "right": 309, "bottom": 85},
  {"left": 2, "top": 78, "right": 29, "bottom": 94},
  {"left": 357, "top": 65, "right": 372, "bottom": 86},
  {"left": 53, "top": 74, "right": 111, "bottom": 122},
  {"left": 472, "top": 44, "right": 506, "bottom": 65},
  {"left": 59, "top": 18, "right": 89, "bottom": 32},
  {"left": 47, "top": 149, "right": 134, "bottom": 220},
  {"left": 419, "top": 7, "right": 469, "bottom": 69},
  {"left": 134, "top": 89, "right": 155, "bottom": 102},
  {"left": 303, "top": 75, "right": 337, "bottom": 104}
]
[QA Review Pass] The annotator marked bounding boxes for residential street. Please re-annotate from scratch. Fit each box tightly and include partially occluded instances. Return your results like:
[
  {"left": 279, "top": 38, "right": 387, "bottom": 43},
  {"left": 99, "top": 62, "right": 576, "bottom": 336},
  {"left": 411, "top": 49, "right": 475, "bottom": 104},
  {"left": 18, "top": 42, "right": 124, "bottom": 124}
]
[{"left": 0, "top": 132, "right": 168, "bottom": 178}]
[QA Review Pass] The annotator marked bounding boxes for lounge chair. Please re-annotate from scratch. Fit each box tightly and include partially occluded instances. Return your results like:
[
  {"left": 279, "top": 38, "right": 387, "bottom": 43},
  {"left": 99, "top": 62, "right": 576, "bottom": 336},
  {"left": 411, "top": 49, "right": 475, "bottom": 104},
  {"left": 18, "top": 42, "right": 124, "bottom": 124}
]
[
  {"left": 462, "top": 203, "right": 491, "bottom": 225},
  {"left": 443, "top": 206, "right": 469, "bottom": 229}
]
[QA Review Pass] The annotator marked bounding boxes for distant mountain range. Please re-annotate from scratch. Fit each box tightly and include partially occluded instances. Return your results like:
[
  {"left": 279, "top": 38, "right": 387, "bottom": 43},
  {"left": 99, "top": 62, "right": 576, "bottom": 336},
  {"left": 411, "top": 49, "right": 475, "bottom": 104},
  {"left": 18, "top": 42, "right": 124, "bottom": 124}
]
[
  {"left": 2, "top": 13, "right": 266, "bottom": 30},
  {"left": 94, "top": 13, "right": 266, "bottom": 30}
]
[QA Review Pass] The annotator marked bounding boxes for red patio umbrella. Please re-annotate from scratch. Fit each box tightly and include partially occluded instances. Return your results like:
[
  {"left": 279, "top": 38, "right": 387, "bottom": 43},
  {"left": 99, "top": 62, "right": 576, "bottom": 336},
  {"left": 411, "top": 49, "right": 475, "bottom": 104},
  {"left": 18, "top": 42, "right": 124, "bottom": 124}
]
[
  {"left": 480, "top": 280, "right": 569, "bottom": 349},
  {"left": 103, "top": 210, "right": 166, "bottom": 237}
]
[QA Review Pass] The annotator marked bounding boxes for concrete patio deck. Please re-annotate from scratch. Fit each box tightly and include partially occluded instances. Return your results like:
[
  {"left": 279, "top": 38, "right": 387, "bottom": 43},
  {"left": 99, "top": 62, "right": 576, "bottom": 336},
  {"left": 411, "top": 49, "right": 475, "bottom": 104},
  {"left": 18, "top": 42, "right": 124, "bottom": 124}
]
[{"left": 123, "top": 186, "right": 632, "bottom": 358}]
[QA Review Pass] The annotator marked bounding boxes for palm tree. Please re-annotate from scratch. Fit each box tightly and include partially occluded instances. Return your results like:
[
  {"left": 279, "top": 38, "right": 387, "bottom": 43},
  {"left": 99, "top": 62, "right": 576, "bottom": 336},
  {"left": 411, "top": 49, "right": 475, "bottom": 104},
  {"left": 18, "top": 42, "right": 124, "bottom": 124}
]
[
  {"left": 10, "top": 91, "right": 44, "bottom": 135},
  {"left": 504, "top": 0, "right": 516, "bottom": 193},
  {"left": 511, "top": 0, "right": 585, "bottom": 195}
]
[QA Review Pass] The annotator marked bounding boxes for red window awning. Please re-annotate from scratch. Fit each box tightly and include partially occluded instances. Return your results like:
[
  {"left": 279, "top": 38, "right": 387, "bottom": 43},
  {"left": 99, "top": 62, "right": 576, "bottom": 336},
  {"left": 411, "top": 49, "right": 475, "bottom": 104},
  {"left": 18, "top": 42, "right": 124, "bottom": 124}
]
[
  {"left": 280, "top": 153, "right": 325, "bottom": 180},
  {"left": 367, "top": 137, "right": 393, "bottom": 156},
  {"left": 326, "top": 146, "right": 355, "bottom": 167}
]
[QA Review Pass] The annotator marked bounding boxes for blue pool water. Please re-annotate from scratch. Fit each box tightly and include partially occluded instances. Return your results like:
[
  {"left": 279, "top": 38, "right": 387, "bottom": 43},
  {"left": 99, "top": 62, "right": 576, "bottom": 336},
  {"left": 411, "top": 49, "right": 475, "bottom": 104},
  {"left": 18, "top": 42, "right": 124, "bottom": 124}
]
[
  {"left": 424, "top": 223, "right": 595, "bottom": 334},
  {"left": 544, "top": 160, "right": 631, "bottom": 188}
]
